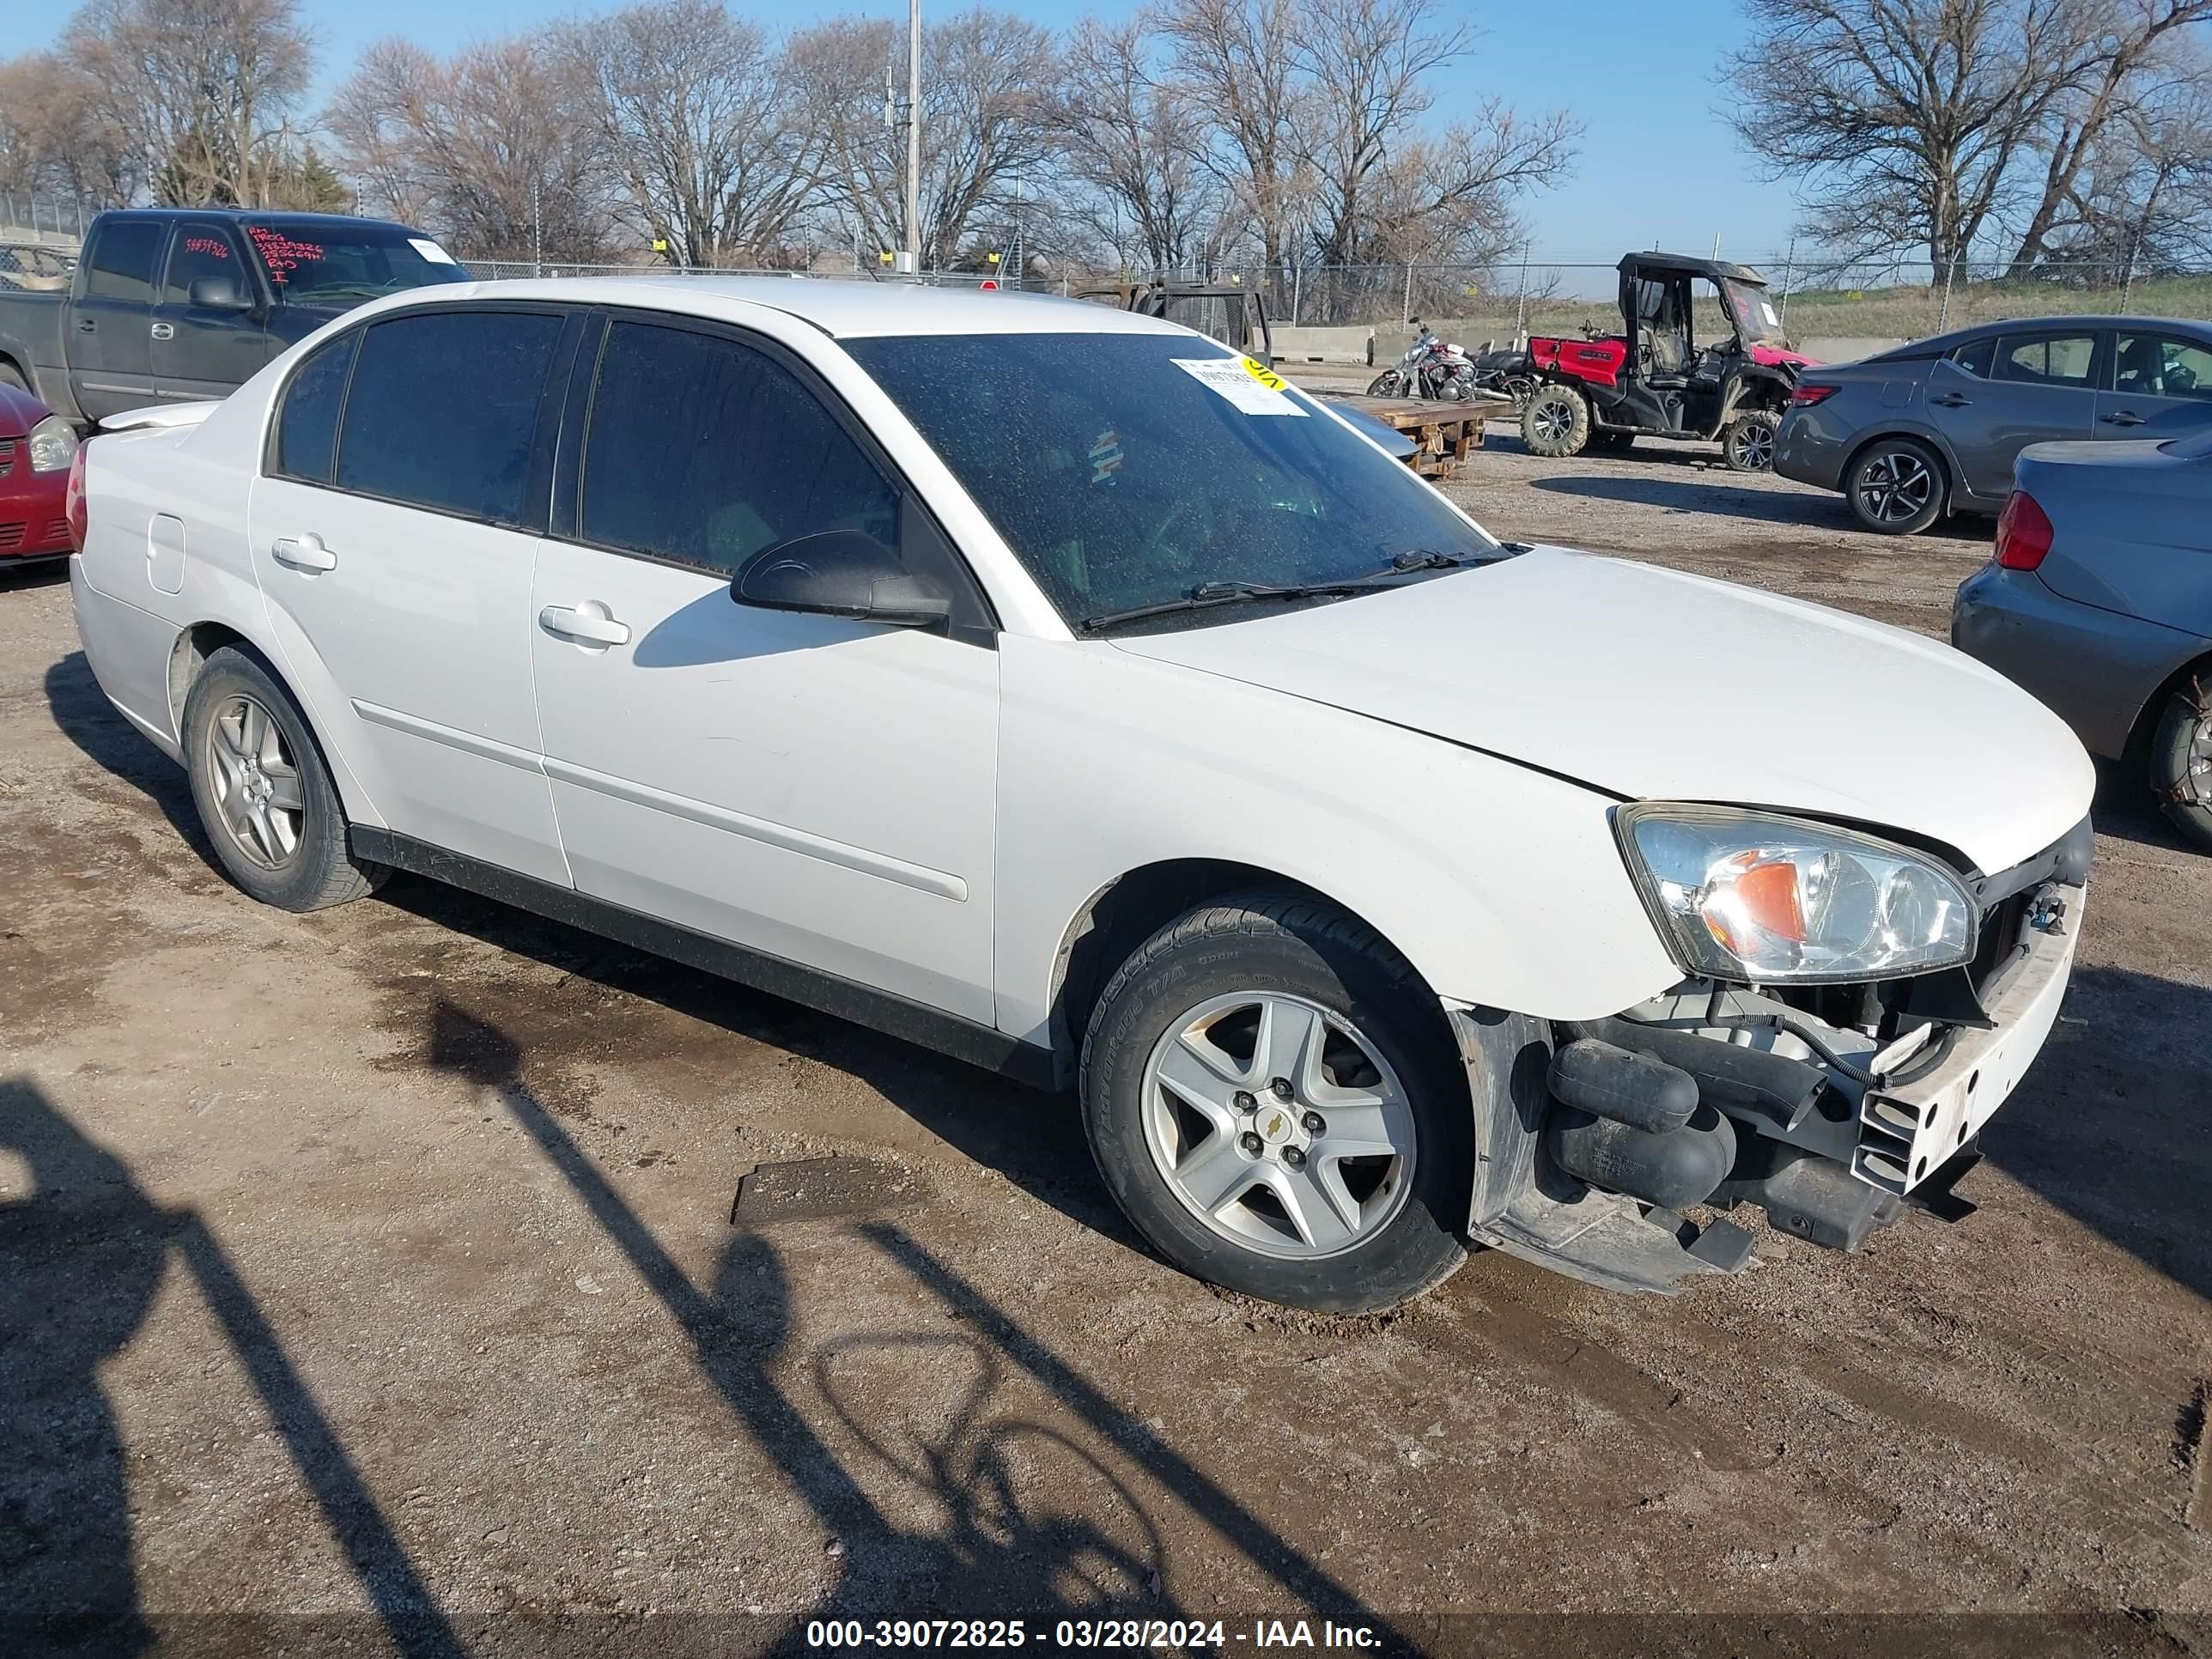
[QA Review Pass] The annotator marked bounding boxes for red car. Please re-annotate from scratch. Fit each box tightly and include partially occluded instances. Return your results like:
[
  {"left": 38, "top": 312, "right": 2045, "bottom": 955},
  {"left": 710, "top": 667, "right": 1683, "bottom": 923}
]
[{"left": 0, "top": 378, "right": 78, "bottom": 563}]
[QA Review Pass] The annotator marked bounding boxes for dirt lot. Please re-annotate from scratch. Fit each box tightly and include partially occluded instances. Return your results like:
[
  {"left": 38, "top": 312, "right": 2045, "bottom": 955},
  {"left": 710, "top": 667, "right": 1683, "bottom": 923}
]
[{"left": 4, "top": 439, "right": 2210, "bottom": 1657}]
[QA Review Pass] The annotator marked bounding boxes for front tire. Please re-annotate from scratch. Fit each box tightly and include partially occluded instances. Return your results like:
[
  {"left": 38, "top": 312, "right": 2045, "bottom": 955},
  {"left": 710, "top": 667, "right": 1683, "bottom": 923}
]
[
  {"left": 1846, "top": 436, "right": 1945, "bottom": 533},
  {"left": 1365, "top": 370, "right": 1404, "bottom": 398},
  {"left": 1080, "top": 893, "right": 1472, "bottom": 1314},
  {"left": 2149, "top": 681, "right": 2212, "bottom": 854},
  {"left": 1721, "top": 410, "right": 1779, "bottom": 471},
  {"left": 1521, "top": 385, "right": 1590, "bottom": 457},
  {"left": 182, "top": 647, "right": 386, "bottom": 911}
]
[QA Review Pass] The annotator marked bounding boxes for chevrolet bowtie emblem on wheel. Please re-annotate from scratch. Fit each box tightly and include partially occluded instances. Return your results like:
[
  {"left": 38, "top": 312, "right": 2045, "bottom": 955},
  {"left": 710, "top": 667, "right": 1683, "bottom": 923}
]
[{"left": 1262, "top": 1111, "right": 1291, "bottom": 1143}]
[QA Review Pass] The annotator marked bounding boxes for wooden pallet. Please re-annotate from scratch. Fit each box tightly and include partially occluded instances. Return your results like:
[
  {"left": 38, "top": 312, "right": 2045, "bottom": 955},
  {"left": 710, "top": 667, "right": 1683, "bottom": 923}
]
[{"left": 1350, "top": 393, "right": 1508, "bottom": 478}]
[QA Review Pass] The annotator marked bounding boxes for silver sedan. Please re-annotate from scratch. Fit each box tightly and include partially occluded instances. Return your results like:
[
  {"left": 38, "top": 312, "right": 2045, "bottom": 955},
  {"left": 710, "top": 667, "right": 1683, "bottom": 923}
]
[
  {"left": 1778, "top": 316, "right": 2212, "bottom": 534},
  {"left": 1952, "top": 424, "right": 2212, "bottom": 850}
]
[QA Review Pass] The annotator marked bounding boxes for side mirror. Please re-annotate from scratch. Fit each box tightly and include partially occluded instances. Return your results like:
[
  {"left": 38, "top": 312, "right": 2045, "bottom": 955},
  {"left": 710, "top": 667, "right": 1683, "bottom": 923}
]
[
  {"left": 187, "top": 275, "right": 252, "bottom": 312},
  {"left": 732, "top": 530, "right": 949, "bottom": 628}
]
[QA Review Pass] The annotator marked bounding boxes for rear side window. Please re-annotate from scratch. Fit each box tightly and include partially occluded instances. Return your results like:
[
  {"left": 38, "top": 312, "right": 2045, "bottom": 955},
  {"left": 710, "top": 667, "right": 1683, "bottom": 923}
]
[
  {"left": 1948, "top": 337, "right": 1996, "bottom": 378},
  {"left": 335, "top": 310, "right": 565, "bottom": 526},
  {"left": 579, "top": 319, "right": 898, "bottom": 575},
  {"left": 1996, "top": 334, "right": 2095, "bottom": 386},
  {"left": 272, "top": 331, "right": 361, "bottom": 485},
  {"left": 82, "top": 220, "right": 165, "bottom": 302},
  {"left": 164, "top": 222, "right": 245, "bottom": 305}
]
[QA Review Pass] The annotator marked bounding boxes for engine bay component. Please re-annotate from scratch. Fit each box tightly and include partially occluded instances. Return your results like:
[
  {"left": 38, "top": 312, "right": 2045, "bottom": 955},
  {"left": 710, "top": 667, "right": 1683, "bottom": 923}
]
[
  {"left": 1546, "top": 1102, "right": 1738, "bottom": 1212},
  {"left": 1546, "top": 1037, "right": 1698, "bottom": 1133}
]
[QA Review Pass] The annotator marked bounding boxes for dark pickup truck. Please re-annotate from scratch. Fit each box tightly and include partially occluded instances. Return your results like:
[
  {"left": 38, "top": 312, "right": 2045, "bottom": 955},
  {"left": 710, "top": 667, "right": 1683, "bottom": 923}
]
[{"left": 0, "top": 208, "right": 469, "bottom": 427}]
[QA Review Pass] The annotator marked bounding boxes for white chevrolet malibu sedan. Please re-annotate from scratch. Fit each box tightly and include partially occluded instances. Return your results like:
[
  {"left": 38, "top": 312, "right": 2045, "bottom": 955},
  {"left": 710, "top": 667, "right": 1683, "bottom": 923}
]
[{"left": 68, "top": 276, "right": 2094, "bottom": 1312}]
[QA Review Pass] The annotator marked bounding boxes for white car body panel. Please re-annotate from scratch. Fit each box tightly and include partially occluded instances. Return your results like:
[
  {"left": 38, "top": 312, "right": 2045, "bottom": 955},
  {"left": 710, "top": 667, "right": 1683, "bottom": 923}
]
[
  {"left": 1115, "top": 547, "right": 2095, "bottom": 878},
  {"left": 528, "top": 539, "right": 1000, "bottom": 1023},
  {"left": 65, "top": 272, "right": 2095, "bottom": 1067}
]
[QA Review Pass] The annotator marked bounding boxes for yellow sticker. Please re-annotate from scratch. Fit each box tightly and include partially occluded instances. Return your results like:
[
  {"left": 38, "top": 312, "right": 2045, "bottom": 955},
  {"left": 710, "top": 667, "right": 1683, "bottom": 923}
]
[{"left": 1239, "top": 356, "right": 1289, "bottom": 392}]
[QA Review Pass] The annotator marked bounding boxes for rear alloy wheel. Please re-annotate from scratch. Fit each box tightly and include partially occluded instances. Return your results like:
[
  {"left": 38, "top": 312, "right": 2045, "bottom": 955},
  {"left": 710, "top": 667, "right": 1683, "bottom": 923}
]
[
  {"left": 1847, "top": 437, "right": 1945, "bottom": 534},
  {"left": 1521, "top": 385, "right": 1590, "bottom": 458},
  {"left": 183, "top": 646, "right": 386, "bottom": 911},
  {"left": 1721, "top": 410, "right": 1779, "bottom": 472},
  {"left": 1081, "top": 893, "right": 1473, "bottom": 1313},
  {"left": 2150, "top": 683, "right": 2212, "bottom": 854}
]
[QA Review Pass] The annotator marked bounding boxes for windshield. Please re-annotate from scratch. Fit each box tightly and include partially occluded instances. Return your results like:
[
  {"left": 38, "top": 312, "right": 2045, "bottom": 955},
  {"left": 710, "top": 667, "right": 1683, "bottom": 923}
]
[
  {"left": 842, "top": 331, "right": 1498, "bottom": 628},
  {"left": 1722, "top": 278, "right": 1788, "bottom": 346},
  {"left": 243, "top": 220, "right": 470, "bottom": 303}
]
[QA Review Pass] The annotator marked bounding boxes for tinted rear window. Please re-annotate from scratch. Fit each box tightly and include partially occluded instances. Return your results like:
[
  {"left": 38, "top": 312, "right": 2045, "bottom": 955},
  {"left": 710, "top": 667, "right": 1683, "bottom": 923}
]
[
  {"left": 335, "top": 311, "right": 564, "bottom": 525},
  {"left": 273, "top": 331, "right": 361, "bottom": 485},
  {"left": 83, "top": 220, "right": 165, "bottom": 302},
  {"left": 1949, "top": 337, "right": 1996, "bottom": 378}
]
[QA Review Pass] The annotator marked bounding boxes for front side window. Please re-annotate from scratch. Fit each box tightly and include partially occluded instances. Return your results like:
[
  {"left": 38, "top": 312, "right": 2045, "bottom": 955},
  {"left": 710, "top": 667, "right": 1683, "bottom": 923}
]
[
  {"left": 164, "top": 223, "right": 246, "bottom": 304},
  {"left": 335, "top": 310, "right": 565, "bottom": 525},
  {"left": 844, "top": 331, "right": 1498, "bottom": 628},
  {"left": 83, "top": 220, "right": 164, "bottom": 302},
  {"left": 580, "top": 320, "right": 898, "bottom": 575},
  {"left": 2115, "top": 333, "right": 2212, "bottom": 400},
  {"left": 272, "top": 331, "right": 361, "bottom": 485},
  {"left": 243, "top": 219, "right": 470, "bottom": 303},
  {"left": 1996, "top": 334, "right": 2095, "bottom": 386}
]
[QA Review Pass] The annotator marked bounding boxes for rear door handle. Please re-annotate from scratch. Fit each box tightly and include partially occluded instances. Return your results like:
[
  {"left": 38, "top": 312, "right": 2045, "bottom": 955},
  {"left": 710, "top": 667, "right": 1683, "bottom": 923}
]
[
  {"left": 538, "top": 604, "right": 631, "bottom": 647},
  {"left": 76, "top": 318, "right": 95, "bottom": 333},
  {"left": 270, "top": 534, "right": 337, "bottom": 573},
  {"left": 1929, "top": 392, "right": 1972, "bottom": 407},
  {"left": 150, "top": 321, "right": 173, "bottom": 341},
  {"left": 2102, "top": 410, "right": 2145, "bottom": 427}
]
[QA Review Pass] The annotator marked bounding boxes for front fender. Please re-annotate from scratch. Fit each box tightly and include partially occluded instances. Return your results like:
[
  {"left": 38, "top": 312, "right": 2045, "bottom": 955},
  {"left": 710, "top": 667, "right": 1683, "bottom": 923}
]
[{"left": 992, "top": 635, "right": 1680, "bottom": 1047}]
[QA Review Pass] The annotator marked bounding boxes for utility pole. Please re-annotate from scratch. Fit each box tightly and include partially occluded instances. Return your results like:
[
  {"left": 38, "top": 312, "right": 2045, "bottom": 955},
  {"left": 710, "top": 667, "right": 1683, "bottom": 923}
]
[
  {"left": 901, "top": 0, "right": 922, "bottom": 275},
  {"left": 532, "top": 179, "right": 543, "bottom": 278}
]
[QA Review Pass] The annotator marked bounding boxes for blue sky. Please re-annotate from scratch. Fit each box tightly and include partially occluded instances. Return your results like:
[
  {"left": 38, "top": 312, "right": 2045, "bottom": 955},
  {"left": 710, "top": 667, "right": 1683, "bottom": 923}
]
[{"left": 1, "top": 0, "right": 1805, "bottom": 263}]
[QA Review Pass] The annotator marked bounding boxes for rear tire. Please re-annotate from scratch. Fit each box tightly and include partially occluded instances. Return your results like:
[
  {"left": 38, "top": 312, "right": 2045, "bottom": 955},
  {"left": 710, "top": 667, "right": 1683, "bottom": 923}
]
[
  {"left": 1080, "top": 892, "right": 1473, "bottom": 1314},
  {"left": 1521, "top": 385, "right": 1590, "bottom": 458},
  {"left": 2149, "top": 682, "right": 2212, "bottom": 854},
  {"left": 182, "top": 647, "right": 386, "bottom": 911},
  {"left": 1721, "top": 410, "right": 1779, "bottom": 472},
  {"left": 1845, "top": 435, "right": 1945, "bottom": 534}
]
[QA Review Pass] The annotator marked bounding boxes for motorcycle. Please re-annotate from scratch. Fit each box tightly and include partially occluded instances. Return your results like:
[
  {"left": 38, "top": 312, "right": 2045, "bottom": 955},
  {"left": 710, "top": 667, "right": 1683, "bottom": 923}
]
[{"left": 1365, "top": 319, "right": 1477, "bottom": 400}]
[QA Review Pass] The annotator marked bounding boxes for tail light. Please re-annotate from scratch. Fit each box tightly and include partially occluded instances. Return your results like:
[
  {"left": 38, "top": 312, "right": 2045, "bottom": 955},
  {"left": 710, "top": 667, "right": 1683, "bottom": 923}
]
[
  {"left": 1994, "top": 489, "right": 2053, "bottom": 570},
  {"left": 1788, "top": 382, "right": 1840, "bottom": 405},
  {"left": 64, "top": 441, "right": 88, "bottom": 550}
]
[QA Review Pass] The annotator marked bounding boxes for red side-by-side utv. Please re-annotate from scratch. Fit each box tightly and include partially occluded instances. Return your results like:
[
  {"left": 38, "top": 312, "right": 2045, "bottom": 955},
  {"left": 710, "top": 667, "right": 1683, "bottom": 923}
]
[{"left": 1494, "top": 252, "right": 1817, "bottom": 471}]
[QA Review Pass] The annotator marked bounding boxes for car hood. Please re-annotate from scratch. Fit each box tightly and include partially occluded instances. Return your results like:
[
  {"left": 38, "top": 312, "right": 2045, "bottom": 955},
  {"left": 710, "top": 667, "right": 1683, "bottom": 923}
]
[{"left": 1111, "top": 546, "right": 2093, "bottom": 875}]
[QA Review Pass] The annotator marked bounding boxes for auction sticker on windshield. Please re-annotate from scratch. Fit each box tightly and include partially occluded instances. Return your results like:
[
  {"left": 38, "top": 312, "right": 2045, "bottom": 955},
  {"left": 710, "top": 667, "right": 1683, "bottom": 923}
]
[{"left": 1174, "top": 356, "right": 1306, "bottom": 416}]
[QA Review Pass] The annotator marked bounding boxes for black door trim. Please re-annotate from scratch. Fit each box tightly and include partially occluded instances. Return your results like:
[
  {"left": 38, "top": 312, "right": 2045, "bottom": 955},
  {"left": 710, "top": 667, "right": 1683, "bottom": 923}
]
[{"left": 349, "top": 825, "right": 1055, "bottom": 1090}]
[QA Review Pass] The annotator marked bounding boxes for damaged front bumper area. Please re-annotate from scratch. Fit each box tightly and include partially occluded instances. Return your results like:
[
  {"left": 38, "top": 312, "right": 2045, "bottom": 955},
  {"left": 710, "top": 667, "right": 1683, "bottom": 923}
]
[{"left": 1453, "top": 843, "right": 2087, "bottom": 1295}]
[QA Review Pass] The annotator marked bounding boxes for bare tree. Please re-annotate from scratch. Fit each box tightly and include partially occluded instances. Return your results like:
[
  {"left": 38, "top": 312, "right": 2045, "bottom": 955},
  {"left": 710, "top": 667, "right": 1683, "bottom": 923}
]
[
  {"left": 329, "top": 37, "right": 615, "bottom": 264},
  {"left": 1359, "top": 106, "right": 1582, "bottom": 264},
  {"left": 2004, "top": 0, "right": 2212, "bottom": 273},
  {"left": 1723, "top": 0, "right": 2105, "bottom": 281},
  {"left": 1054, "top": 18, "right": 1224, "bottom": 276},
  {"left": 1152, "top": 0, "right": 1310, "bottom": 273},
  {"left": 0, "top": 52, "right": 138, "bottom": 204},
  {"left": 1292, "top": 0, "right": 1474, "bottom": 266},
  {"left": 563, "top": 0, "right": 826, "bottom": 267},
  {"left": 790, "top": 9, "right": 1060, "bottom": 270},
  {"left": 61, "top": 0, "right": 315, "bottom": 208}
]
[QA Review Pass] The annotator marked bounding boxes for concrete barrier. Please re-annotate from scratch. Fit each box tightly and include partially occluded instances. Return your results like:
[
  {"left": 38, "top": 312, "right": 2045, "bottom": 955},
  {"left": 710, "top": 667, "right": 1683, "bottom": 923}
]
[{"left": 1273, "top": 325, "right": 1375, "bottom": 367}]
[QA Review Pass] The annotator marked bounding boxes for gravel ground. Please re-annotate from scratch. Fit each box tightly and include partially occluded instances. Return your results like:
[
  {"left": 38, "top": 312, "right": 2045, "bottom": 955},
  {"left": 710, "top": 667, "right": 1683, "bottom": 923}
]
[{"left": 3, "top": 438, "right": 2209, "bottom": 1658}]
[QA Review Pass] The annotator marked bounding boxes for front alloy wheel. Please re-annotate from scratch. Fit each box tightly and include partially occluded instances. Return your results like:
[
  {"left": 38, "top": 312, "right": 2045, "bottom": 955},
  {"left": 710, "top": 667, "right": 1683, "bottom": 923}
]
[
  {"left": 1141, "top": 991, "right": 1417, "bottom": 1259},
  {"left": 1079, "top": 892, "right": 1474, "bottom": 1313}
]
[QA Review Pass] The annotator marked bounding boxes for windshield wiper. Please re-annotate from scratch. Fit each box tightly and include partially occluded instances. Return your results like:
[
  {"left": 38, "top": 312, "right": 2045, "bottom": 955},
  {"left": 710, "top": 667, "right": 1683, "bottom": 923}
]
[{"left": 1078, "top": 552, "right": 1504, "bottom": 634}]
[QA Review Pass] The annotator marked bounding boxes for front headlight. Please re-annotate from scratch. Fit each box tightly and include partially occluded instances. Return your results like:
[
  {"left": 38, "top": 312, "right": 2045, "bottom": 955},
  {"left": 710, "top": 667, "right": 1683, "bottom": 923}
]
[
  {"left": 27, "top": 414, "right": 77, "bottom": 474},
  {"left": 1616, "top": 803, "right": 1976, "bottom": 983}
]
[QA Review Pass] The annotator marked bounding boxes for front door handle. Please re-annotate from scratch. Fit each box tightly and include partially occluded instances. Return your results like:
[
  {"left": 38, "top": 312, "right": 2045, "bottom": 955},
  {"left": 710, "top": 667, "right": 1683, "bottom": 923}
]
[
  {"left": 270, "top": 534, "right": 337, "bottom": 573},
  {"left": 538, "top": 604, "right": 631, "bottom": 647},
  {"left": 150, "top": 321, "right": 173, "bottom": 341},
  {"left": 76, "top": 318, "right": 95, "bottom": 333},
  {"left": 1929, "top": 392, "right": 1972, "bottom": 407},
  {"left": 2102, "top": 410, "right": 2145, "bottom": 427}
]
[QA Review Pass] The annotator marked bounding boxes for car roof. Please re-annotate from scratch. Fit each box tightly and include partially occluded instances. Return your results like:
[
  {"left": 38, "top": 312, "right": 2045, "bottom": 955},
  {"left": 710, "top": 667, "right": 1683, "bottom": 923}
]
[
  {"left": 383, "top": 272, "right": 1195, "bottom": 340},
  {"left": 1911, "top": 315, "right": 2211, "bottom": 349},
  {"left": 1619, "top": 252, "right": 1766, "bottom": 285},
  {"left": 94, "top": 207, "right": 424, "bottom": 234}
]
